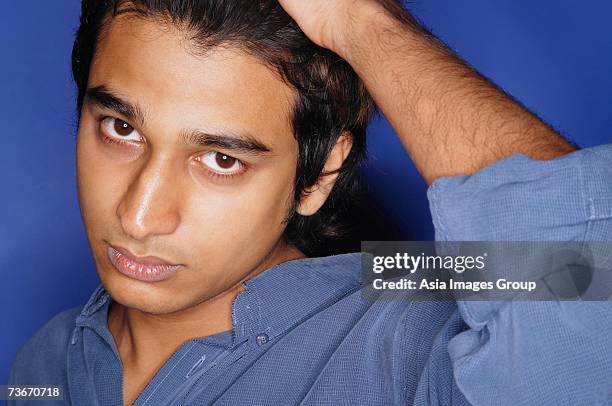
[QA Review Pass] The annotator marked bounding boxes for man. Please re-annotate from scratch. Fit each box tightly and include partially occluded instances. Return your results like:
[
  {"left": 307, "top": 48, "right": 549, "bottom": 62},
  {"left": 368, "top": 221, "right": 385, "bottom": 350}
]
[{"left": 9, "top": 0, "right": 611, "bottom": 405}]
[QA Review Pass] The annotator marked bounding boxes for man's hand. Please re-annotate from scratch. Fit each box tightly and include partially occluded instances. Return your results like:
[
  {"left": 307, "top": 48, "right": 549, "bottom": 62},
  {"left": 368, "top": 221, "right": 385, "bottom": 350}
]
[
  {"left": 278, "top": 0, "right": 575, "bottom": 184},
  {"left": 276, "top": 0, "right": 340, "bottom": 50},
  {"left": 277, "top": 0, "right": 385, "bottom": 59}
]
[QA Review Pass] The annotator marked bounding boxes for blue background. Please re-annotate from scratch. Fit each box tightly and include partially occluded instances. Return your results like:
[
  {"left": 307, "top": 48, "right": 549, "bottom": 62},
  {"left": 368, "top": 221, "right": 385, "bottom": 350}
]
[{"left": 1, "top": 0, "right": 611, "bottom": 386}]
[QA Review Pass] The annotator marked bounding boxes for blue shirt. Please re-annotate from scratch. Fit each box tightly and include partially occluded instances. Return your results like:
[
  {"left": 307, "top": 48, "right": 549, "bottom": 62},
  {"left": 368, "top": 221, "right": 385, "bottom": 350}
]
[{"left": 9, "top": 144, "right": 612, "bottom": 405}]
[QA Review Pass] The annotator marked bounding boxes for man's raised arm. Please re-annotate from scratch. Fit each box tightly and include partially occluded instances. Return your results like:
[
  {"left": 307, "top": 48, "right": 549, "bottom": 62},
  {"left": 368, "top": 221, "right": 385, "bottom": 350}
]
[
  {"left": 278, "top": 0, "right": 574, "bottom": 184},
  {"left": 279, "top": 2, "right": 612, "bottom": 405}
]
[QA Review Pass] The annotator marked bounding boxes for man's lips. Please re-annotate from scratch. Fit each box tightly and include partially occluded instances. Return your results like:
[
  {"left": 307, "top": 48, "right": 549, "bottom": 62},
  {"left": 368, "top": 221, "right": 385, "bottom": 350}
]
[
  {"left": 106, "top": 243, "right": 181, "bottom": 282},
  {"left": 111, "top": 244, "right": 177, "bottom": 266}
]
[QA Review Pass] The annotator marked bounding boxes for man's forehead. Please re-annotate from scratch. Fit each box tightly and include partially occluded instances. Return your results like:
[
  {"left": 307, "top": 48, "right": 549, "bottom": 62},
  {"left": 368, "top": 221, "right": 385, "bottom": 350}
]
[{"left": 89, "top": 15, "right": 297, "bottom": 145}]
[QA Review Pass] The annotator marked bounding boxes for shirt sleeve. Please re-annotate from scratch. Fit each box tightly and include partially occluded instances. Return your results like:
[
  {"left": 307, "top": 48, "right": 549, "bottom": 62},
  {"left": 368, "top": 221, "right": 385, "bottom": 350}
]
[
  {"left": 7, "top": 307, "right": 80, "bottom": 406},
  {"left": 426, "top": 144, "right": 612, "bottom": 405}
]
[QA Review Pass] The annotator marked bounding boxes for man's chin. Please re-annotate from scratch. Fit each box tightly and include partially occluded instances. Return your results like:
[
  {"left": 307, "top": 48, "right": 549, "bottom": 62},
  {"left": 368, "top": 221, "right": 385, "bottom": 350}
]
[{"left": 98, "top": 269, "right": 189, "bottom": 315}]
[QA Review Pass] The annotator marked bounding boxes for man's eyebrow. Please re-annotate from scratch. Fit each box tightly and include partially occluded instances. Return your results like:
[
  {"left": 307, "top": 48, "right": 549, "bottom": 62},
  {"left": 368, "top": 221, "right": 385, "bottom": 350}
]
[
  {"left": 85, "top": 85, "right": 272, "bottom": 155},
  {"left": 84, "top": 85, "right": 146, "bottom": 127},
  {"left": 181, "top": 129, "right": 273, "bottom": 155}
]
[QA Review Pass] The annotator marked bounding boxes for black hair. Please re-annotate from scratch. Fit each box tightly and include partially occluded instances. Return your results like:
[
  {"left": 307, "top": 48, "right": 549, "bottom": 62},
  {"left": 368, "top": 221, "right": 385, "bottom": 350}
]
[{"left": 72, "top": 0, "right": 398, "bottom": 256}]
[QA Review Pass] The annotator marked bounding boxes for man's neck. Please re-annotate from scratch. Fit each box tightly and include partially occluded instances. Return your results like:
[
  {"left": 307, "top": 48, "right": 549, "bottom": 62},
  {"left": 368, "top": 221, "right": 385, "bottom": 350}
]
[
  {"left": 106, "top": 241, "right": 306, "bottom": 370},
  {"left": 107, "top": 284, "right": 239, "bottom": 365}
]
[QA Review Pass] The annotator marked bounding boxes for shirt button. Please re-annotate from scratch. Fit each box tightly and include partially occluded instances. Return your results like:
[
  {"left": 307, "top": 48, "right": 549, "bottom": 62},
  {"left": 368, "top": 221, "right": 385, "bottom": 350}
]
[{"left": 256, "top": 333, "right": 269, "bottom": 346}]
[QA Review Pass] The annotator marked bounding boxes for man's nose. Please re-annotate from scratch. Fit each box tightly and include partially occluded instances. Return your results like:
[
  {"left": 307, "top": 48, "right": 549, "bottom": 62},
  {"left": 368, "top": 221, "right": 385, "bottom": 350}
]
[{"left": 116, "top": 157, "right": 181, "bottom": 241}]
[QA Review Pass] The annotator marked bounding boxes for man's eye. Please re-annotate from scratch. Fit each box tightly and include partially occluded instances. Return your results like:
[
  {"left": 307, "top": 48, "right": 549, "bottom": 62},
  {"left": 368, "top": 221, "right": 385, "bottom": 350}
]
[
  {"left": 100, "top": 117, "right": 142, "bottom": 142},
  {"left": 196, "top": 151, "right": 243, "bottom": 175}
]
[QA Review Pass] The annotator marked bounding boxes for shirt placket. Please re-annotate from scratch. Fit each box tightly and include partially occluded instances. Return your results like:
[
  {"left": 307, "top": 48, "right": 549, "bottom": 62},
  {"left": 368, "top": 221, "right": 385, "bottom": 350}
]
[{"left": 133, "top": 339, "right": 234, "bottom": 406}]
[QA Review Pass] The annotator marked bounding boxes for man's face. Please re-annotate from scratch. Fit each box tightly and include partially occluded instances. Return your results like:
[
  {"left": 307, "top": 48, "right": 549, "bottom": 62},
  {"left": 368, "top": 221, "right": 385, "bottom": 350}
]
[{"left": 76, "top": 16, "right": 301, "bottom": 315}]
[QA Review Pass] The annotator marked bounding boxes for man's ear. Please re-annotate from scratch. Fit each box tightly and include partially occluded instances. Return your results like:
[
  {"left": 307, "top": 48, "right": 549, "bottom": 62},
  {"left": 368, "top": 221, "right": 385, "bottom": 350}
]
[{"left": 296, "top": 132, "right": 353, "bottom": 216}]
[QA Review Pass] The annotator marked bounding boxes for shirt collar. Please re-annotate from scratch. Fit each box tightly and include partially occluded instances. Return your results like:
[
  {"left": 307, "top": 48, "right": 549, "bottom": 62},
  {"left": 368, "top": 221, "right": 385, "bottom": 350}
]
[{"left": 75, "top": 252, "right": 364, "bottom": 346}]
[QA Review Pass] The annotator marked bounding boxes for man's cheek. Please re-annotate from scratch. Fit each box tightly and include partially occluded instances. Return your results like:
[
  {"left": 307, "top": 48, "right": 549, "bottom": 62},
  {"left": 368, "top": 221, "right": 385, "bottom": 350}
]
[
  {"left": 82, "top": 179, "right": 116, "bottom": 214},
  {"left": 78, "top": 165, "right": 114, "bottom": 219},
  {"left": 78, "top": 171, "right": 124, "bottom": 235},
  {"left": 186, "top": 192, "right": 284, "bottom": 251}
]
